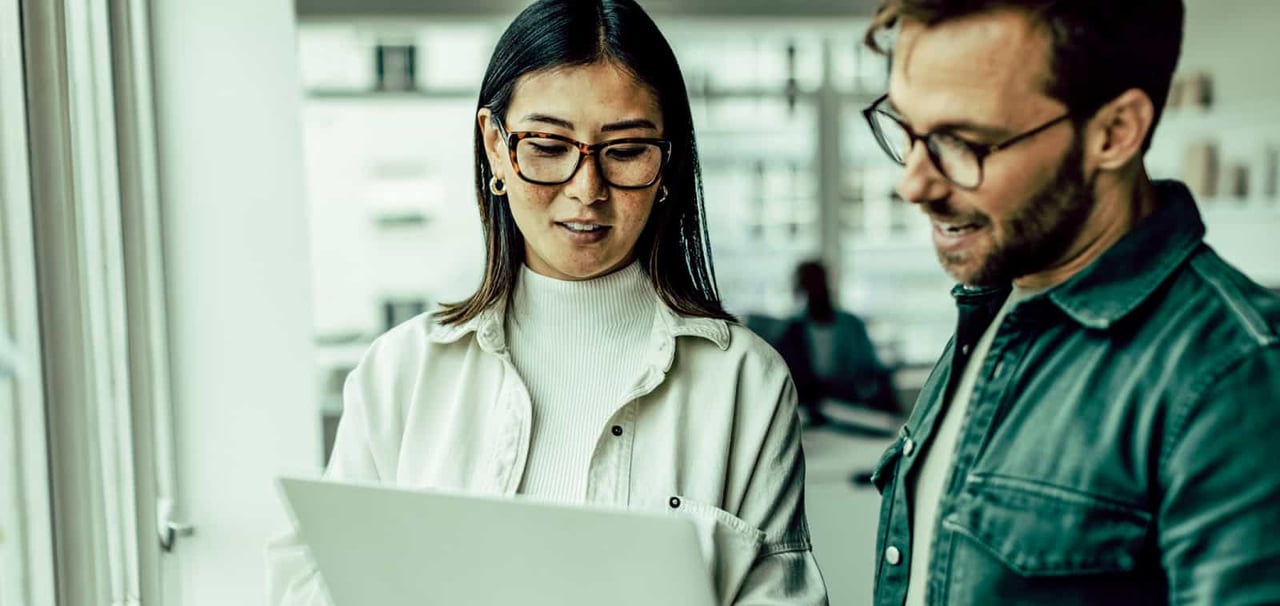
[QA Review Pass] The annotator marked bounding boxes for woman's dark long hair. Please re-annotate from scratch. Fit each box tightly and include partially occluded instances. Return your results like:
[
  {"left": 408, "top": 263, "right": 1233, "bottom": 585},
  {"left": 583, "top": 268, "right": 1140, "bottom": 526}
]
[{"left": 437, "top": 0, "right": 734, "bottom": 325}]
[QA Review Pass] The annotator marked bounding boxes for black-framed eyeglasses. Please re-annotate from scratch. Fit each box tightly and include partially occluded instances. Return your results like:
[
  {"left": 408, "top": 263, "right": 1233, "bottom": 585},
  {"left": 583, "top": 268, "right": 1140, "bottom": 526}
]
[
  {"left": 496, "top": 121, "right": 672, "bottom": 189},
  {"left": 861, "top": 94, "right": 1072, "bottom": 189}
]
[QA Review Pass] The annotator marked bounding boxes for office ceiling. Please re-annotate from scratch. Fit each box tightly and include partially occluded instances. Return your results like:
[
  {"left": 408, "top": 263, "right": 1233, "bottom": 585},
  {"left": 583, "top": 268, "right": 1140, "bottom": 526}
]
[{"left": 296, "top": 0, "right": 884, "bottom": 19}]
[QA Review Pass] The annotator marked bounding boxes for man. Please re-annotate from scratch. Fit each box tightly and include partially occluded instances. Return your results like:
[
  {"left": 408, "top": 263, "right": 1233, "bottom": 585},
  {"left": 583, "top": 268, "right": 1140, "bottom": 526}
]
[
  {"left": 858, "top": 1, "right": 1280, "bottom": 604},
  {"left": 778, "top": 260, "right": 900, "bottom": 427}
]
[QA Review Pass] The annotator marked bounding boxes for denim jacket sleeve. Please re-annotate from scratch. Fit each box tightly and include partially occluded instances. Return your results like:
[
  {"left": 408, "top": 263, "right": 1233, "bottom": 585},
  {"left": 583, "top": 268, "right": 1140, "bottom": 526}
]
[
  {"left": 729, "top": 373, "right": 829, "bottom": 606},
  {"left": 1160, "top": 344, "right": 1280, "bottom": 604}
]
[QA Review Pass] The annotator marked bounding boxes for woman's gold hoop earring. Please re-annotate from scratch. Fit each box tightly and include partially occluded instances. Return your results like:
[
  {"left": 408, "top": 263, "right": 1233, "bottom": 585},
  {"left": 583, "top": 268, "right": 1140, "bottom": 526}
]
[
  {"left": 657, "top": 185, "right": 668, "bottom": 203},
  {"left": 489, "top": 175, "right": 507, "bottom": 196}
]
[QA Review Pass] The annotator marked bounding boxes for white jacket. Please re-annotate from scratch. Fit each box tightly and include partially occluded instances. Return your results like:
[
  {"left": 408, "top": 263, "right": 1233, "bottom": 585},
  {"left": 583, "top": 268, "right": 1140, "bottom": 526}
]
[{"left": 267, "top": 297, "right": 829, "bottom": 605}]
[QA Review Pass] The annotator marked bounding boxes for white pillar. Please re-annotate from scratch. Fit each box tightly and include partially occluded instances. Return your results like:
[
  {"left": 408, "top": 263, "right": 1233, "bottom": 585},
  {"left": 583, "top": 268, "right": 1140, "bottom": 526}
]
[{"left": 148, "top": 0, "right": 322, "bottom": 603}]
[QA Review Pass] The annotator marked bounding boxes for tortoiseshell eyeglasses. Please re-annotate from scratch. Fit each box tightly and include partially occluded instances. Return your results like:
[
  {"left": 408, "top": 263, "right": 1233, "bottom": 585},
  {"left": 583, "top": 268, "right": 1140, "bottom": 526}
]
[{"left": 497, "top": 121, "right": 672, "bottom": 189}]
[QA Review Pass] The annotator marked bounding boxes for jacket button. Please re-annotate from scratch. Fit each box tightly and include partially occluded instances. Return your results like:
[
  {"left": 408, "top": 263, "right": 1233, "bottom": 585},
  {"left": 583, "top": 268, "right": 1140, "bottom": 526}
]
[
  {"left": 903, "top": 439, "right": 916, "bottom": 457},
  {"left": 961, "top": 344, "right": 971, "bottom": 356},
  {"left": 886, "top": 546, "right": 902, "bottom": 566},
  {"left": 611, "top": 425, "right": 623, "bottom": 437},
  {"left": 669, "top": 496, "right": 681, "bottom": 509}
]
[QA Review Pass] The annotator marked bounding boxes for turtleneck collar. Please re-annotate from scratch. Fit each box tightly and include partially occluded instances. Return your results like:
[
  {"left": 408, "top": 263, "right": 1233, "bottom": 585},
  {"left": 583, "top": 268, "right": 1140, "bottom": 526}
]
[{"left": 510, "top": 261, "right": 654, "bottom": 332}]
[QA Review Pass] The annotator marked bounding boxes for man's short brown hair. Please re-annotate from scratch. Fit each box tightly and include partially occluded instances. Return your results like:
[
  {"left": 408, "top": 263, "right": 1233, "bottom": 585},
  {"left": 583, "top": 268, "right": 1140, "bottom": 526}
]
[{"left": 866, "top": 0, "right": 1185, "bottom": 150}]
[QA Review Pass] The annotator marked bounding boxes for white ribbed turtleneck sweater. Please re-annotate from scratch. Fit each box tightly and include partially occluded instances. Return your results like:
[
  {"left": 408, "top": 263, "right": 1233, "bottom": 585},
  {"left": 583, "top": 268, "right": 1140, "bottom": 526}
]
[{"left": 506, "top": 261, "right": 654, "bottom": 503}]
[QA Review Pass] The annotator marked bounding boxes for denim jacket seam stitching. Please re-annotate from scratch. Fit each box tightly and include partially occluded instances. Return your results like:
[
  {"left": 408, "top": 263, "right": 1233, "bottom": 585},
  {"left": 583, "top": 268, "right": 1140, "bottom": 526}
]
[
  {"left": 1160, "top": 345, "right": 1265, "bottom": 470},
  {"left": 962, "top": 335, "right": 1024, "bottom": 458},
  {"left": 905, "top": 338, "right": 954, "bottom": 448},
  {"left": 1190, "top": 253, "right": 1280, "bottom": 346},
  {"left": 921, "top": 513, "right": 954, "bottom": 602},
  {"left": 948, "top": 518, "right": 1138, "bottom": 577},
  {"left": 1051, "top": 236, "right": 1198, "bottom": 329},
  {"left": 946, "top": 522, "right": 1010, "bottom": 569},
  {"left": 873, "top": 490, "right": 902, "bottom": 592},
  {"left": 970, "top": 473, "right": 1150, "bottom": 517},
  {"left": 957, "top": 335, "right": 1022, "bottom": 471},
  {"left": 933, "top": 526, "right": 961, "bottom": 604}
]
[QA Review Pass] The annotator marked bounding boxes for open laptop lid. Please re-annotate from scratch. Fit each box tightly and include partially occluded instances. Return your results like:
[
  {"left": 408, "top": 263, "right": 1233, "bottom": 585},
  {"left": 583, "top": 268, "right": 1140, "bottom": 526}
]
[{"left": 278, "top": 477, "right": 718, "bottom": 606}]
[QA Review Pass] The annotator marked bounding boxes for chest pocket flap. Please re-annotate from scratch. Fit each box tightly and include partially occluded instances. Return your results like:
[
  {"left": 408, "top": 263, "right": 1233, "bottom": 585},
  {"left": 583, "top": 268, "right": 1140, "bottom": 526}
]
[
  {"left": 943, "top": 473, "right": 1152, "bottom": 577},
  {"left": 645, "top": 495, "right": 765, "bottom": 606}
]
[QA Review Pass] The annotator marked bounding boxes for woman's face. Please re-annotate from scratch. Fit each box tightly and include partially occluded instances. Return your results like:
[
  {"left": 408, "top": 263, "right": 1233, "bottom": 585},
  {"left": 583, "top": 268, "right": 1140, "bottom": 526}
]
[{"left": 478, "top": 61, "right": 665, "bottom": 281}]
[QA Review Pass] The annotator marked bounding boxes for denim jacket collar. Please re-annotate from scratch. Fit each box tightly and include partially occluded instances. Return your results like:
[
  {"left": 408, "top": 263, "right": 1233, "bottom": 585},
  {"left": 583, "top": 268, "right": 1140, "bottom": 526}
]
[
  {"left": 950, "top": 180, "right": 1206, "bottom": 331},
  {"left": 1047, "top": 180, "right": 1205, "bottom": 330}
]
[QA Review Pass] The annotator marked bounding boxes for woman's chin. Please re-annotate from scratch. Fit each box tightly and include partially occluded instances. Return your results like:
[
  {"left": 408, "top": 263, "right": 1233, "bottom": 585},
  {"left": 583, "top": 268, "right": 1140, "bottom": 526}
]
[
  {"left": 557, "top": 257, "right": 629, "bottom": 281},
  {"left": 526, "top": 242, "right": 635, "bottom": 281}
]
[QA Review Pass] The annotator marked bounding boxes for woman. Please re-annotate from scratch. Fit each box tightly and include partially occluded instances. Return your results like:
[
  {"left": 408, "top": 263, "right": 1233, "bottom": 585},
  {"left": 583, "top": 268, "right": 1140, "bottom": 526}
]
[{"left": 268, "top": 1, "right": 827, "bottom": 604}]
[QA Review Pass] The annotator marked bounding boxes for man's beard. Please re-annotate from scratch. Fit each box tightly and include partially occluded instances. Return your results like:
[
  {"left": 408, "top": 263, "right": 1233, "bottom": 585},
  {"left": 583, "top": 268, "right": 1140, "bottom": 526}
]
[{"left": 935, "top": 137, "right": 1096, "bottom": 287}]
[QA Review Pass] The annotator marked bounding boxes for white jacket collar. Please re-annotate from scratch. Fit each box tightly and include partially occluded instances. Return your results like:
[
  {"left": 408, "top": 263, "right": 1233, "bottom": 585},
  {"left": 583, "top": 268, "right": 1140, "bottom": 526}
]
[{"left": 427, "top": 292, "right": 731, "bottom": 359}]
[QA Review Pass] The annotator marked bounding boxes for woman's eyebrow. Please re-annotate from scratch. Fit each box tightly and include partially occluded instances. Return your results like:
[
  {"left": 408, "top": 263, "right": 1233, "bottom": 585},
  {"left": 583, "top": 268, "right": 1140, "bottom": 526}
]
[
  {"left": 519, "top": 113, "right": 574, "bottom": 130},
  {"left": 601, "top": 118, "right": 658, "bottom": 133},
  {"left": 517, "top": 113, "right": 658, "bottom": 133}
]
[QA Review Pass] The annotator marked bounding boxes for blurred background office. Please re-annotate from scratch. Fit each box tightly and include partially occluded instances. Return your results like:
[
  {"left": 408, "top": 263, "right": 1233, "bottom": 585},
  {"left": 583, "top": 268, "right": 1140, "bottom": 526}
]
[{"left": 1, "top": 0, "right": 1277, "bottom": 604}]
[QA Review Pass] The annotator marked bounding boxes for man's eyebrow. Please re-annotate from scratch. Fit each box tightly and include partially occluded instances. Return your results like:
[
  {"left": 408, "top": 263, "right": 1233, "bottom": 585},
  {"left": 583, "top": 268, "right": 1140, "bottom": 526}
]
[{"left": 885, "top": 97, "right": 1011, "bottom": 140}]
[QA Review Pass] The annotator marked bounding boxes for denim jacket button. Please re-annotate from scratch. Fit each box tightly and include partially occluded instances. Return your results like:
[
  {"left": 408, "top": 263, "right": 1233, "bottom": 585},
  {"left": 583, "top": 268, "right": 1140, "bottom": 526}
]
[
  {"left": 886, "top": 546, "right": 902, "bottom": 566},
  {"left": 903, "top": 439, "right": 916, "bottom": 457}
]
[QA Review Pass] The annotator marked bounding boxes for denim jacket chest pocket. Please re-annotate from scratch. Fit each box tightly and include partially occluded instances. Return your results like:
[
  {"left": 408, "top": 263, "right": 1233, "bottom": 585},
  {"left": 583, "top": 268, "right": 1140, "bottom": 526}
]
[{"left": 939, "top": 473, "right": 1155, "bottom": 606}]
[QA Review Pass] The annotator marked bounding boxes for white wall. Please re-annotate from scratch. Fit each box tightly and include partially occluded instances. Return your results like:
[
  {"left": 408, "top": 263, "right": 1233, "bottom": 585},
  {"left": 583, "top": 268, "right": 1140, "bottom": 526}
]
[
  {"left": 1181, "top": 0, "right": 1280, "bottom": 110},
  {"left": 297, "top": 25, "right": 491, "bottom": 339},
  {"left": 148, "top": 0, "right": 322, "bottom": 603},
  {"left": 302, "top": 98, "right": 487, "bottom": 338},
  {"left": 1149, "top": 0, "right": 1280, "bottom": 286}
]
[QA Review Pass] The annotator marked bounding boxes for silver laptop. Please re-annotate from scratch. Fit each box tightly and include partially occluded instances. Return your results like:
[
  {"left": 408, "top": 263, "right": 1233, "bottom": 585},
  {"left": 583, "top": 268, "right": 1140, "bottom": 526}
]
[{"left": 278, "top": 477, "right": 718, "bottom": 606}]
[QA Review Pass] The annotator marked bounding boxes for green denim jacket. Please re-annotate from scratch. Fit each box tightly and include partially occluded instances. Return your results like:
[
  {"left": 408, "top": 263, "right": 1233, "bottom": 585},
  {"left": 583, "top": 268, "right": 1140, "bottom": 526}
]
[{"left": 871, "top": 181, "right": 1280, "bottom": 605}]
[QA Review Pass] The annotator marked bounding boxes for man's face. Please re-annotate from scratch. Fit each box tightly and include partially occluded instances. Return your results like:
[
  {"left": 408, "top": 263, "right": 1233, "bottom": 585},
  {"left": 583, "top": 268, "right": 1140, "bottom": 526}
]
[{"left": 888, "top": 10, "right": 1095, "bottom": 287}]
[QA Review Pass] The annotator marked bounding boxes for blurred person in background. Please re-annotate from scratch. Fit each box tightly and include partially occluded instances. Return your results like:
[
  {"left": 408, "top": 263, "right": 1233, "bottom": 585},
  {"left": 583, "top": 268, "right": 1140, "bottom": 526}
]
[
  {"left": 266, "top": 0, "right": 827, "bottom": 604},
  {"left": 858, "top": 0, "right": 1280, "bottom": 604},
  {"left": 777, "top": 259, "right": 900, "bottom": 428}
]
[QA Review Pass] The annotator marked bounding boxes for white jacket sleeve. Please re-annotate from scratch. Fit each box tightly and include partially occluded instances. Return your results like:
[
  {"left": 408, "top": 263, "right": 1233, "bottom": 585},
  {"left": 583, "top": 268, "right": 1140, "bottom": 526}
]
[
  {"left": 266, "top": 367, "right": 383, "bottom": 606},
  {"left": 730, "top": 371, "right": 829, "bottom": 605}
]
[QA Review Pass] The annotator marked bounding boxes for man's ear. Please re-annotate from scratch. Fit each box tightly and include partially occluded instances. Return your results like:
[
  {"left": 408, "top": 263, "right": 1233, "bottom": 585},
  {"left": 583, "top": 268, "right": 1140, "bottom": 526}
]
[
  {"left": 476, "top": 108, "right": 506, "bottom": 178},
  {"left": 1083, "top": 88, "right": 1155, "bottom": 171}
]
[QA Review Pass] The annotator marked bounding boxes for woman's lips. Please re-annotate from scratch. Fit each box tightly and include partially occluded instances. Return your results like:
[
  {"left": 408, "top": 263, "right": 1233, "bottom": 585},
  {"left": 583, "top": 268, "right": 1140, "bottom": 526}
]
[{"left": 556, "top": 221, "right": 611, "bottom": 244}]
